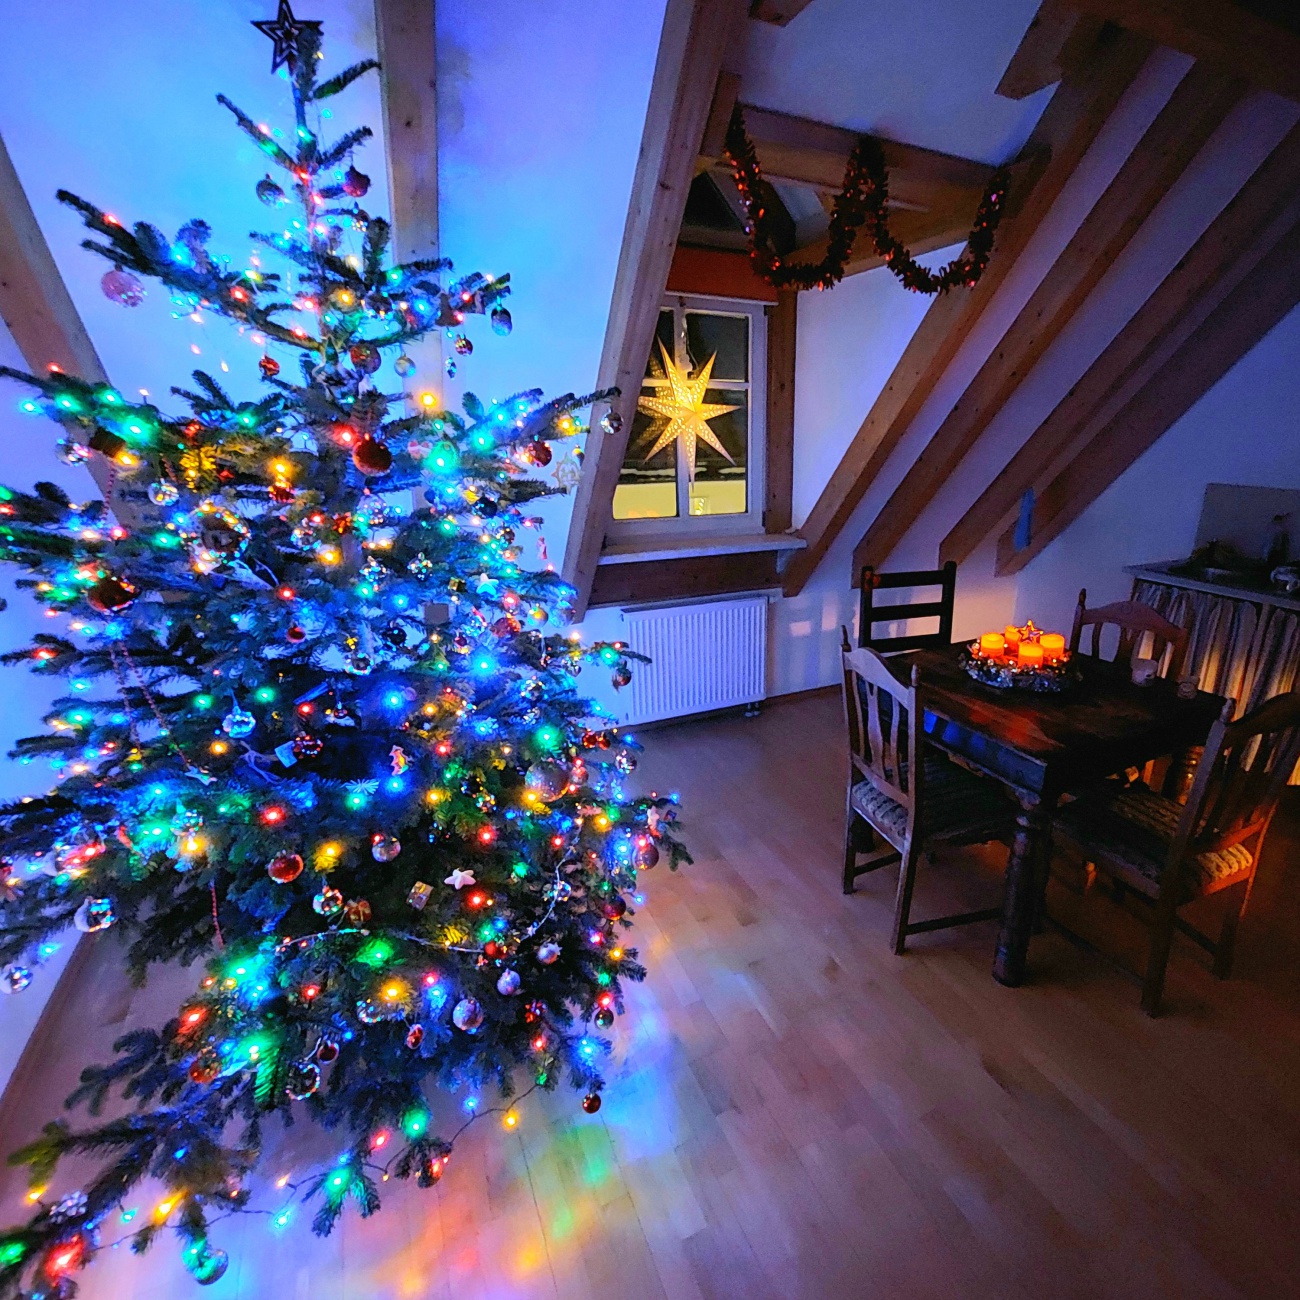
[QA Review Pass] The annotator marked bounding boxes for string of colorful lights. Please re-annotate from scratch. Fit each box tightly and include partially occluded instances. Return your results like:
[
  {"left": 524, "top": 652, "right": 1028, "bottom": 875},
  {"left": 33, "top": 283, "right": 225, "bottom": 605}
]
[{"left": 0, "top": 6, "right": 687, "bottom": 1294}]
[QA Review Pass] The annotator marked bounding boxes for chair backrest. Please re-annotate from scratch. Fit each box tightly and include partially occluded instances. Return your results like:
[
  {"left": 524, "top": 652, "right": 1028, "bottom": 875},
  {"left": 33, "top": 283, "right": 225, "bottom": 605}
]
[
  {"left": 1069, "top": 589, "right": 1189, "bottom": 678},
  {"left": 841, "top": 645, "right": 921, "bottom": 830},
  {"left": 858, "top": 561, "right": 956, "bottom": 653},
  {"left": 1168, "top": 691, "right": 1300, "bottom": 877}
]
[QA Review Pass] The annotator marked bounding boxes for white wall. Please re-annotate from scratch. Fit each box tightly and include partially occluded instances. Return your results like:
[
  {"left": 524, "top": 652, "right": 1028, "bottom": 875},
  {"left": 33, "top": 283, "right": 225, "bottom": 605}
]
[
  {"left": 1013, "top": 302, "right": 1300, "bottom": 636},
  {"left": 758, "top": 61, "right": 1300, "bottom": 699},
  {"left": 436, "top": 0, "right": 668, "bottom": 573}
]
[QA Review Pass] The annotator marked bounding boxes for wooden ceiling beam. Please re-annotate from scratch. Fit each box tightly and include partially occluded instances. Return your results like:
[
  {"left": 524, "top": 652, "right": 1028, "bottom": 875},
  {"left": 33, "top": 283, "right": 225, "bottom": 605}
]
[
  {"left": 854, "top": 61, "right": 1246, "bottom": 576},
  {"left": 0, "top": 134, "right": 106, "bottom": 385},
  {"left": 562, "top": 0, "right": 750, "bottom": 618},
  {"left": 780, "top": 25, "right": 1151, "bottom": 597},
  {"left": 954, "top": 121, "right": 1300, "bottom": 574},
  {"left": 750, "top": 0, "right": 819, "bottom": 25},
  {"left": 0, "top": 127, "right": 120, "bottom": 508},
  {"left": 995, "top": 214, "right": 1300, "bottom": 575},
  {"left": 997, "top": 0, "right": 1108, "bottom": 100},
  {"left": 716, "top": 105, "right": 996, "bottom": 213},
  {"left": 1068, "top": 0, "right": 1300, "bottom": 102}
]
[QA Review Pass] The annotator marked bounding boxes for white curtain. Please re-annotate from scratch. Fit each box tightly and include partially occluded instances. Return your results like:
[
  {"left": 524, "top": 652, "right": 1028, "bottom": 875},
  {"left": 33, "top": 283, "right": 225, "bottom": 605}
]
[{"left": 1134, "top": 578, "right": 1300, "bottom": 780}]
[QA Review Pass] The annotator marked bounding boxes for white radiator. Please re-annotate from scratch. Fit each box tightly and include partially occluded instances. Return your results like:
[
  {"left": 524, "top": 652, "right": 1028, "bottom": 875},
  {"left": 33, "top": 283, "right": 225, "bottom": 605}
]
[{"left": 619, "top": 596, "right": 768, "bottom": 725}]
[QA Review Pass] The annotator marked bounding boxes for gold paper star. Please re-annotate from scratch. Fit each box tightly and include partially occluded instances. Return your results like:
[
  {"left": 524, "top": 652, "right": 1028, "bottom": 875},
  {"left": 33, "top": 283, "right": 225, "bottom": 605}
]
[{"left": 637, "top": 343, "right": 739, "bottom": 482}]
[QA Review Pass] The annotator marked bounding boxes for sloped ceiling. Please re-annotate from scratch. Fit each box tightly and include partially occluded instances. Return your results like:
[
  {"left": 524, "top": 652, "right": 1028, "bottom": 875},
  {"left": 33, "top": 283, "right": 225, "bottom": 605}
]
[{"left": 732, "top": 0, "right": 1052, "bottom": 164}]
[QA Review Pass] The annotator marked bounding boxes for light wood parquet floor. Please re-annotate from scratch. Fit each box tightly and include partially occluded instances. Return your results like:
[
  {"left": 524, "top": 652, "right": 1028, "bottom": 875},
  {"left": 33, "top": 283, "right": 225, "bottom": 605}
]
[{"left": 2, "top": 690, "right": 1299, "bottom": 1298}]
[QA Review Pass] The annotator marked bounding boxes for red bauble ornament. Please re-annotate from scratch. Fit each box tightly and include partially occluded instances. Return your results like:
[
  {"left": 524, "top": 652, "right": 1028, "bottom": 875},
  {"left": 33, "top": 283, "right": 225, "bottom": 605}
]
[
  {"left": 582, "top": 1092, "right": 602, "bottom": 1114},
  {"left": 405, "top": 1023, "right": 424, "bottom": 1050},
  {"left": 527, "top": 440, "right": 552, "bottom": 467},
  {"left": 314, "top": 1038, "right": 340, "bottom": 1064},
  {"left": 352, "top": 437, "right": 392, "bottom": 476},
  {"left": 342, "top": 165, "right": 371, "bottom": 198},
  {"left": 188, "top": 1049, "right": 221, "bottom": 1085},
  {"left": 349, "top": 342, "right": 381, "bottom": 374},
  {"left": 259, "top": 354, "right": 281, "bottom": 379},
  {"left": 87, "top": 574, "right": 139, "bottom": 613},
  {"left": 267, "top": 852, "right": 304, "bottom": 884},
  {"left": 285, "top": 625, "right": 306, "bottom": 644},
  {"left": 602, "top": 896, "right": 627, "bottom": 920}
]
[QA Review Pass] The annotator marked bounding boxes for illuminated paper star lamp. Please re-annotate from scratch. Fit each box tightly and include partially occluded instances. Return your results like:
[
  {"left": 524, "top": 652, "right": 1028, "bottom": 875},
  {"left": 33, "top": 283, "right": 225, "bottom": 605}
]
[{"left": 636, "top": 342, "right": 739, "bottom": 482}]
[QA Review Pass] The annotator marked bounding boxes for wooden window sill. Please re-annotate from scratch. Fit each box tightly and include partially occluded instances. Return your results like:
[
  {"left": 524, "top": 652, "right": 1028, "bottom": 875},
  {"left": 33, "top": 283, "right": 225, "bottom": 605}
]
[{"left": 598, "top": 532, "right": 805, "bottom": 566}]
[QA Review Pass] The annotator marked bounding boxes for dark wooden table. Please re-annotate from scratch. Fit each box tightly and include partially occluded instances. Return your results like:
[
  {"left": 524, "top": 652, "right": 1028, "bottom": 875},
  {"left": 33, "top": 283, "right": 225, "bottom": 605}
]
[{"left": 892, "top": 647, "right": 1226, "bottom": 987}]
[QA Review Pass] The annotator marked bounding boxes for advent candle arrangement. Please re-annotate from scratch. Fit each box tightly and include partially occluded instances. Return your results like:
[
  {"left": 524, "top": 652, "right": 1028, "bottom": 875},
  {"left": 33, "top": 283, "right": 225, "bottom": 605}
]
[{"left": 962, "top": 619, "right": 1078, "bottom": 693}]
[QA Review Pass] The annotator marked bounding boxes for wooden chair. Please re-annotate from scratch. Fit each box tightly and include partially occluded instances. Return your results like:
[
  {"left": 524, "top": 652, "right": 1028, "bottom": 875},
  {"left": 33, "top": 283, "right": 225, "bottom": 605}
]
[
  {"left": 1051, "top": 690, "right": 1300, "bottom": 1014},
  {"left": 1069, "top": 589, "right": 1189, "bottom": 679},
  {"left": 841, "top": 644, "right": 1013, "bottom": 953},
  {"left": 858, "top": 561, "right": 956, "bottom": 653}
]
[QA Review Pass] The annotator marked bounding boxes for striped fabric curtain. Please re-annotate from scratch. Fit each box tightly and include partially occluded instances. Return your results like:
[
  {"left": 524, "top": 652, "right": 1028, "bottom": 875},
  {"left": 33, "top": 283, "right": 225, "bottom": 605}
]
[{"left": 1134, "top": 578, "right": 1300, "bottom": 780}]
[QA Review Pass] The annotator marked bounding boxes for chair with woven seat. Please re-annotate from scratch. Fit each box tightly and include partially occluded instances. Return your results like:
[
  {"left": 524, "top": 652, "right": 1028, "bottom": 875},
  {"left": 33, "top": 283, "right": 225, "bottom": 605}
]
[
  {"left": 1051, "top": 690, "right": 1300, "bottom": 1014},
  {"left": 841, "top": 644, "right": 1014, "bottom": 953},
  {"left": 1070, "top": 589, "right": 1189, "bottom": 679}
]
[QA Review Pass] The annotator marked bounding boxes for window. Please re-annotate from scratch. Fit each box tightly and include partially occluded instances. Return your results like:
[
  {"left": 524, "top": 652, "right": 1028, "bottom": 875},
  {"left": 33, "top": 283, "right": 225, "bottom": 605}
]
[{"left": 610, "top": 295, "right": 766, "bottom": 536}]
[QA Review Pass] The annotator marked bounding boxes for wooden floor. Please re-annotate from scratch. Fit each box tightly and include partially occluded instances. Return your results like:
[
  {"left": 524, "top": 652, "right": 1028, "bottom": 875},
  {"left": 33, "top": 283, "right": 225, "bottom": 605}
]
[{"left": 3, "top": 690, "right": 1300, "bottom": 1298}]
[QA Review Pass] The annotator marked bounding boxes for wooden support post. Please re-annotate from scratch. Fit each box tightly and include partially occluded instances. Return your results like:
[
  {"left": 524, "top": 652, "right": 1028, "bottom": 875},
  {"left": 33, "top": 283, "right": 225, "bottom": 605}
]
[
  {"left": 780, "top": 26, "right": 1151, "bottom": 597},
  {"left": 765, "top": 289, "right": 797, "bottom": 534},
  {"left": 373, "top": 0, "right": 440, "bottom": 388},
  {"left": 855, "top": 61, "right": 1245, "bottom": 574},
  {"left": 562, "top": 0, "right": 750, "bottom": 619},
  {"left": 374, "top": 0, "right": 439, "bottom": 264}
]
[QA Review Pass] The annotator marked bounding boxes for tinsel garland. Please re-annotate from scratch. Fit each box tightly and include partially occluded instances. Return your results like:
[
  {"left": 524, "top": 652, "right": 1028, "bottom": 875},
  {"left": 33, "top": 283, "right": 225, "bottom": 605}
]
[{"left": 724, "top": 107, "right": 1010, "bottom": 294}]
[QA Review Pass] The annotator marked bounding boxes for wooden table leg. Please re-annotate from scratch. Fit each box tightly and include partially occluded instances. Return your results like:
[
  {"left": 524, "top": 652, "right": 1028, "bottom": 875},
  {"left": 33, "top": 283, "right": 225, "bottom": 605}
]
[{"left": 994, "top": 793, "right": 1049, "bottom": 987}]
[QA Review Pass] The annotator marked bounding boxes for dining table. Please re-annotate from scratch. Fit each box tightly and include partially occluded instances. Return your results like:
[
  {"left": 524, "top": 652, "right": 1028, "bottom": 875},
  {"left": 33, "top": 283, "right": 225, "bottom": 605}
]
[{"left": 889, "top": 645, "right": 1227, "bottom": 987}]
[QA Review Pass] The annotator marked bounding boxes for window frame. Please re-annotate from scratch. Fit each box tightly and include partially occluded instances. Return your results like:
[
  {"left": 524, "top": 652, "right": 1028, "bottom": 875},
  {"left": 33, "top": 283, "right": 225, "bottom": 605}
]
[{"left": 608, "top": 292, "right": 768, "bottom": 542}]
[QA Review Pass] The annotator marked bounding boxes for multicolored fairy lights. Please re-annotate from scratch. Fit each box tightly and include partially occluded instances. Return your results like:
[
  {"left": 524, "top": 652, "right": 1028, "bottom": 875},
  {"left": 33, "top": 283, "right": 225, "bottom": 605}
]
[{"left": 0, "top": 7, "right": 688, "bottom": 1294}]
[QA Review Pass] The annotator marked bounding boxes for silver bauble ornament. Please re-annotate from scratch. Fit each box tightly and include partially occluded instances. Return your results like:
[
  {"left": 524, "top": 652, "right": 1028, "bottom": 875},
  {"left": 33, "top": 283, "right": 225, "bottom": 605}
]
[
  {"left": 452, "top": 997, "right": 484, "bottom": 1032},
  {"left": 491, "top": 306, "right": 513, "bottom": 336},
  {"left": 222, "top": 706, "right": 255, "bottom": 738},
  {"left": 256, "top": 174, "right": 287, "bottom": 207},
  {"left": 496, "top": 968, "right": 521, "bottom": 996},
  {"left": 285, "top": 1060, "right": 321, "bottom": 1100},
  {"left": 394, "top": 354, "right": 415, "bottom": 377},
  {"left": 599, "top": 409, "right": 623, "bottom": 436},
  {"left": 73, "top": 897, "right": 116, "bottom": 933},
  {"left": 148, "top": 481, "right": 180, "bottom": 506},
  {"left": 536, "top": 941, "right": 561, "bottom": 966},
  {"left": 525, "top": 760, "right": 569, "bottom": 802},
  {"left": 371, "top": 833, "right": 402, "bottom": 863}
]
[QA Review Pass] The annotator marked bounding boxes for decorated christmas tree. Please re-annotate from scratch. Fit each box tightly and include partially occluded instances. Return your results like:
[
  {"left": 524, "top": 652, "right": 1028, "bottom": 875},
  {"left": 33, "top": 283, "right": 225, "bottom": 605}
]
[{"left": 0, "top": 9, "right": 684, "bottom": 1294}]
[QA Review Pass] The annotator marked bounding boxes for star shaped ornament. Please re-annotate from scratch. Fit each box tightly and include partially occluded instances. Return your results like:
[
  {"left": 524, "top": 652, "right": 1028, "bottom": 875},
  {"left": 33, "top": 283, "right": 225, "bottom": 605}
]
[
  {"left": 253, "top": 0, "right": 322, "bottom": 73},
  {"left": 636, "top": 342, "right": 739, "bottom": 482},
  {"left": 445, "top": 869, "right": 476, "bottom": 890}
]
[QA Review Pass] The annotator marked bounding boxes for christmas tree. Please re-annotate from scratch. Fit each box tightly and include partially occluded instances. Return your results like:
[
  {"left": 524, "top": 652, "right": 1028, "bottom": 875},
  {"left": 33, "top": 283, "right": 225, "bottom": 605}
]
[{"left": 0, "top": 9, "right": 685, "bottom": 1294}]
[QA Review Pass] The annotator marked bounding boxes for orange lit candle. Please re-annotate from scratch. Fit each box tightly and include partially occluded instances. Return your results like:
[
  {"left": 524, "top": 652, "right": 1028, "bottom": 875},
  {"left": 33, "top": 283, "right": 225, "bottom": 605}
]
[
  {"left": 979, "top": 632, "right": 1006, "bottom": 657},
  {"left": 1004, "top": 624, "right": 1022, "bottom": 650},
  {"left": 1040, "top": 632, "right": 1066, "bottom": 660},
  {"left": 1018, "top": 641, "right": 1044, "bottom": 667}
]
